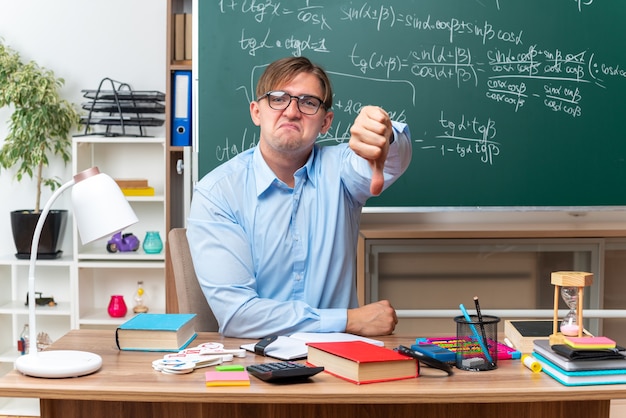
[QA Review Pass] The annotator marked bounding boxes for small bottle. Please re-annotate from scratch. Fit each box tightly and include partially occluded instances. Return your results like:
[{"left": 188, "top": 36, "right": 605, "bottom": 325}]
[
  {"left": 133, "top": 280, "right": 149, "bottom": 313},
  {"left": 17, "top": 323, "right": 29, "bottom": 355}
]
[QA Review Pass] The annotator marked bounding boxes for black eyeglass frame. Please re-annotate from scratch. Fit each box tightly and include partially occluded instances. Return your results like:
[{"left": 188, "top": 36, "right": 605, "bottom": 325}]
[{"left": 257, "top": 90, "right": 327, "bottom": 115}]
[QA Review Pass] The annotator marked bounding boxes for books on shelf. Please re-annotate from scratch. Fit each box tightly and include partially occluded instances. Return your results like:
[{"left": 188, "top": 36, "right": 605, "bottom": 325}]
[
  {"left": 115, "top": 178, "right": 149, "bottom": 188},
  {"left": 115, "top": 178, "right": 155, "bottom": 196},
  {"left": 115, "top": 313, "right": 197, "bottom": 352},
  {"left": 306, "top": 340, "right": 418, "bottom": 384},
  {"left": 174, "top": 13, "right": 192, "bottom": 61},
  {"left": 174, "top": 14, "right": 185, "bottom": 61},
  {"left": 120, "top": 186, "right": 155, "bottom": 196},
  {"left": 240, "top": 332, "right": 384, "bottom": 361},
  {"left": 185, "top": 13, "right": 192, "bottom": 60}
]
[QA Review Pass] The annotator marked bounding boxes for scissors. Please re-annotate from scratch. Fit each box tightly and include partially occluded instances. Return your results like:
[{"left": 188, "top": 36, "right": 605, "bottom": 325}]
[
  {"left": 152, "top": 358, "right": 203, "bottom": 374},
  {"left": 195, "top": 342, "right": 247, "bottom": 358}
]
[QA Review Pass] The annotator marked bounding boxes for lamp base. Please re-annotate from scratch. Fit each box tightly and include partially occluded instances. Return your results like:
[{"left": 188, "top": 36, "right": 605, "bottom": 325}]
[{"left": 14, "top": 350, "right": 102, "bottom": 378}]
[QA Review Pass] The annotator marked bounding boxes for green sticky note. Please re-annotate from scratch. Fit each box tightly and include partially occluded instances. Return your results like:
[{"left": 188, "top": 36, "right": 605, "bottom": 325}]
[{"left": 215, "top": 364, "right": 245, "bottom": 371}]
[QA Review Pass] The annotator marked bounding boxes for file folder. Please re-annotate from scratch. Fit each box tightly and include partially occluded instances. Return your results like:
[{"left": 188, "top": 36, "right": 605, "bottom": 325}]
[{"left": 172, "top": 70, "right": 192, "bottom": 146}]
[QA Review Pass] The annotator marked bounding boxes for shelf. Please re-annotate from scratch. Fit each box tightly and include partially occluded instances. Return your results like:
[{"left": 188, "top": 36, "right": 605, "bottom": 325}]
[
  {"left": 78, "top": 308, "right": 165, "bottom": 326},
  {"left": 73, "top": 136, "right": 165, "bottom": 144},
  {"left": 76, "top": 253, "right": 165, "bottom": 264},
  {"left": 125, "top": 195, "right": 166, "bottom": 203},
  {"left": 0, "top": 396, "right": 39, "bottom": 417},
  {"left": 0, "top": 347, "right": 19, "bottom": 363},
  {"left": 0, "top": 254, "right": 74, "bottom": 266},
  {"left": 170, "top": 61, "right": 191, "bottom": 69},
  {"left": 0, "top": 301, "right": 72, "bottom": 315}
]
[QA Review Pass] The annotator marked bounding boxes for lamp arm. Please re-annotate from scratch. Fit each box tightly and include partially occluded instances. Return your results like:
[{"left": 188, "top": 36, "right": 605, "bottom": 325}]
[{"left": 27, "top": 179, "right": 75, "bottom": 356}]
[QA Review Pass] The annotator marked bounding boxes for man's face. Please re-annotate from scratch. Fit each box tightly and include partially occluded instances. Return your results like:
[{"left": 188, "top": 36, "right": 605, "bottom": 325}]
[{"left": 250, "top": 72, "right": 333, "bottom": 160}]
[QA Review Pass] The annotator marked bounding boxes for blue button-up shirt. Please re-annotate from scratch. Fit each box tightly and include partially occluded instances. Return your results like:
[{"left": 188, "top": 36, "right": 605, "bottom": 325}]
[{"left": 187, "top": 122, "right": 411, "bottom": 337}]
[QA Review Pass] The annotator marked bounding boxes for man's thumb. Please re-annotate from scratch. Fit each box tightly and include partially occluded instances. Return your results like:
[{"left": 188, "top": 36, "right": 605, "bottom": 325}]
[{"left": 370, "top": 161, "right": 384, "bottom": 196}]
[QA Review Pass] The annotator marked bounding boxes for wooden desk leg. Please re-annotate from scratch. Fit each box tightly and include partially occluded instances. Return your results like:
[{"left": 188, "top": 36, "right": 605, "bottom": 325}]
[
  {"left": 356, "top": 232, "right": 366, "bottom": 307},
  {"left": 39, "top": 399, "right": 611, "bottom": 418}
]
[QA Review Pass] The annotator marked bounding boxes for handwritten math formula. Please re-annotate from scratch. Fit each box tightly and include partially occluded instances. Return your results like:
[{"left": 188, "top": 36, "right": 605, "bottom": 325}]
[{"left": 200, "top": 0, "right": 626, "bottom": 207}]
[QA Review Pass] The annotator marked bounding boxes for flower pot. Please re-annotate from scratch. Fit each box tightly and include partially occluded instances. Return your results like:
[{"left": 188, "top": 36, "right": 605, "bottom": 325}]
[{"left": 10, "top": 209, "right": 68, "bottom": 259}]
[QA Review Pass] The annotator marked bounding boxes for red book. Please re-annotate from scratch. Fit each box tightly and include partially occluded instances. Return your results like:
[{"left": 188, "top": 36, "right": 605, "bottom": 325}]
[{"left": 306, "top": 341, "right": 418, "bottom": 384}]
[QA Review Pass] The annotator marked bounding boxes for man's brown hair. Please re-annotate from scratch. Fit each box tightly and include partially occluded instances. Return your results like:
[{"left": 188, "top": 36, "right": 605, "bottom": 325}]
[{"left": 256, "top": 56, "right": 333, "bottom": 110}]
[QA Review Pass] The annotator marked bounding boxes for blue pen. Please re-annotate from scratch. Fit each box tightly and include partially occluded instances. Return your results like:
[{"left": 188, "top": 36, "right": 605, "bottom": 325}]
[{"left": 459, "top": 303, "right": 494, "bottom": 364}]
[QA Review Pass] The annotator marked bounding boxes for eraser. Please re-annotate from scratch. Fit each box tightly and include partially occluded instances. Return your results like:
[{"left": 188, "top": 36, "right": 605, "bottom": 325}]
[{"left": 462, "top": 357, "right": 485, "bottom": 368}]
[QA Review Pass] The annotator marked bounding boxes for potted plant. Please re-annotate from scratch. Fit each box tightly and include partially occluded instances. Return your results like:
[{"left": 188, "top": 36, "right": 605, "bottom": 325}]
[{"left": 0, "top": 40, "right": 81, "bottom": 258}]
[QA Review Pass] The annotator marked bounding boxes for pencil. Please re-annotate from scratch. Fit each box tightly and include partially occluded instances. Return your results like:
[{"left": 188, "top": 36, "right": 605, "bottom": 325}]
[{"left": 473, "top": 296, "right": 495, "bottom": 366}]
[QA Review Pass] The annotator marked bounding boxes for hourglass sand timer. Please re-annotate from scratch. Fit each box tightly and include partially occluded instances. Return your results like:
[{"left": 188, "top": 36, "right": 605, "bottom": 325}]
[{"left": 550, "top": 271, "right": 593, "bottom": 345}]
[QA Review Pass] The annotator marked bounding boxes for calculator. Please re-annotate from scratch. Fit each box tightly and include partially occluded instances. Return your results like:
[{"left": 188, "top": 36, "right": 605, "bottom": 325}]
[{"left": 246, "top": 361, "right": 324, "bottom": 382}]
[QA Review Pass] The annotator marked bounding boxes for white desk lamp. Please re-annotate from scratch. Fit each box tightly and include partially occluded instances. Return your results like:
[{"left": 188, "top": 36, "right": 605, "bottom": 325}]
[{"left": 14, "top": 167, "right": 138, "bottom": 378}]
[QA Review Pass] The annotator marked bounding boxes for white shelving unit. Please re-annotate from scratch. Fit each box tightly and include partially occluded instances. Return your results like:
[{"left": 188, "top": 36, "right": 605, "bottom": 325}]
[
  {"left": 0, "top": 255, "right": 75, "bottom": 361},
  {"left": 72, "top": 136, "right": 167, "bottom": 327},
  {"left": 0, "top": 136, "right": 168, "bottom": 415}
]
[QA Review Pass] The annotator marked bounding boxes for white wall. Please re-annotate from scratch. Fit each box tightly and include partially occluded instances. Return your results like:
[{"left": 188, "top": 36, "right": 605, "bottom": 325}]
[
  {"left": 0, "top": 0, "right": 166, "bottom": 256},
  {"left": 2, "top": 1, "right": 625, "bottom": 260}
]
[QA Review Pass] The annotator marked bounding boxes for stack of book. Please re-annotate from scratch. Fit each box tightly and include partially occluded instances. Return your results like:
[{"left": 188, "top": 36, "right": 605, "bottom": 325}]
[
  {"left": 115, "top": 178, "right": 155, "bottom": 196},
  {"left": 532, "top": 338, "right": 626, "bottom": 386}
]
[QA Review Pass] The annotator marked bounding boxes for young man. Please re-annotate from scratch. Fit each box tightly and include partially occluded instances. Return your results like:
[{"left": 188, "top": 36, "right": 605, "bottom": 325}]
[{"left": 187, "top": 57, "right": 412, "bottom": 338}]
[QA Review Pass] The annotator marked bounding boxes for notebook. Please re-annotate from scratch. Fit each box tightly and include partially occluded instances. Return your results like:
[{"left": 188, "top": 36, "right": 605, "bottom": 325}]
[{"left": 533, "top": 339, "right": 626, "bottom": 372}]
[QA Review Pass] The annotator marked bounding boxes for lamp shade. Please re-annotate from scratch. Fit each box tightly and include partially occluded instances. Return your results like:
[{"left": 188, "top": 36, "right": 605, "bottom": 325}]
[{"left": 72, "top": 167, "right": 138, "bottom": 244}]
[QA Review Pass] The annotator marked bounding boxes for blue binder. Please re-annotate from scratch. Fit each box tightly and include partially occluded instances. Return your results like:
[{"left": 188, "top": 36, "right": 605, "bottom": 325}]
[{"left": 171, "top": 70, "right": 192, "bottom": 146}]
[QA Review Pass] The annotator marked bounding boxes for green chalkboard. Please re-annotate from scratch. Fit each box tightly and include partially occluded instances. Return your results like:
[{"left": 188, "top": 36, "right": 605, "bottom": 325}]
[{"left": 196, "top": 1, "right": 626, "bottom": 208}]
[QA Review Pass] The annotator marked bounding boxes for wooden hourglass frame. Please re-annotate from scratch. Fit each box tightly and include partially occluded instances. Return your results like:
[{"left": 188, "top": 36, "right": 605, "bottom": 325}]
[{"left": 549, "top": 271, "right": 594, "bottom": 345}]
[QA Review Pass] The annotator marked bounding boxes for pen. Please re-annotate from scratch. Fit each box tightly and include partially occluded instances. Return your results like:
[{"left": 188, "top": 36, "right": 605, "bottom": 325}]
[
  {"left": 473, "top": 296, "right": 494, "bottom": 366},
  {"left": 459, "top": 303, "right": 494, "bottom": 364}
]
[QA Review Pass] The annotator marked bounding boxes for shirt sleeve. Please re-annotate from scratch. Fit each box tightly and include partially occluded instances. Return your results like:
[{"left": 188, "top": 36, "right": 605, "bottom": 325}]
[
  {"left": 343, "top": 121, "right": 413, "bottom": 205},
  {"left": 187, "top": 186, "right": 349, "bottom": 338}
]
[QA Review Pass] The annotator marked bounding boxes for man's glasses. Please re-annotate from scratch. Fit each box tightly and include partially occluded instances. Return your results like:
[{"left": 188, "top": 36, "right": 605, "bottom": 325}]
[{"left": 257, "top": 90, "right": 326, "bottom": 115}]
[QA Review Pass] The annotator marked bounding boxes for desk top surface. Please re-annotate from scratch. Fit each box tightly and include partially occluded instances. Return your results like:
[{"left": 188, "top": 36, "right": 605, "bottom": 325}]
[{"left": 1, "top": 330, "right": 626, "bottom": 404}]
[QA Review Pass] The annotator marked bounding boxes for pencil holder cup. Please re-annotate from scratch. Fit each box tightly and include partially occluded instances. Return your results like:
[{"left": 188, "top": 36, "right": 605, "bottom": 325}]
[{"left": 454, "top": 314, "right": 500, "bottom": 371}]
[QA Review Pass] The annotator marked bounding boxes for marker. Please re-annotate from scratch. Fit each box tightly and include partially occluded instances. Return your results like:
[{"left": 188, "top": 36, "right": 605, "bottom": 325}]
[{"left": 459, "top": 303, "right": 494, "bottom": 364}]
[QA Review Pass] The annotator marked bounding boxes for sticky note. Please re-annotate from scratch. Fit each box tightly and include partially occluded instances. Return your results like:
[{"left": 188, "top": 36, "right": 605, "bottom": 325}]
[{"left": 205, "top": 370, "right": 250, "bottom": 386}]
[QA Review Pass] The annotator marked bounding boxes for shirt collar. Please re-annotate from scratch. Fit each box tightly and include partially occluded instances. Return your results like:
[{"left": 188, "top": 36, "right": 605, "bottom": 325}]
[{"left": 252, "top": 145, "right": 318, "bottom": 197}]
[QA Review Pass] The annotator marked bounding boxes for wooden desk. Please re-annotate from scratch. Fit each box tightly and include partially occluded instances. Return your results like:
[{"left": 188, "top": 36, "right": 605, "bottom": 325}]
[{"left": 0, "top": 330, "right": 625, "bottom": 418}]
